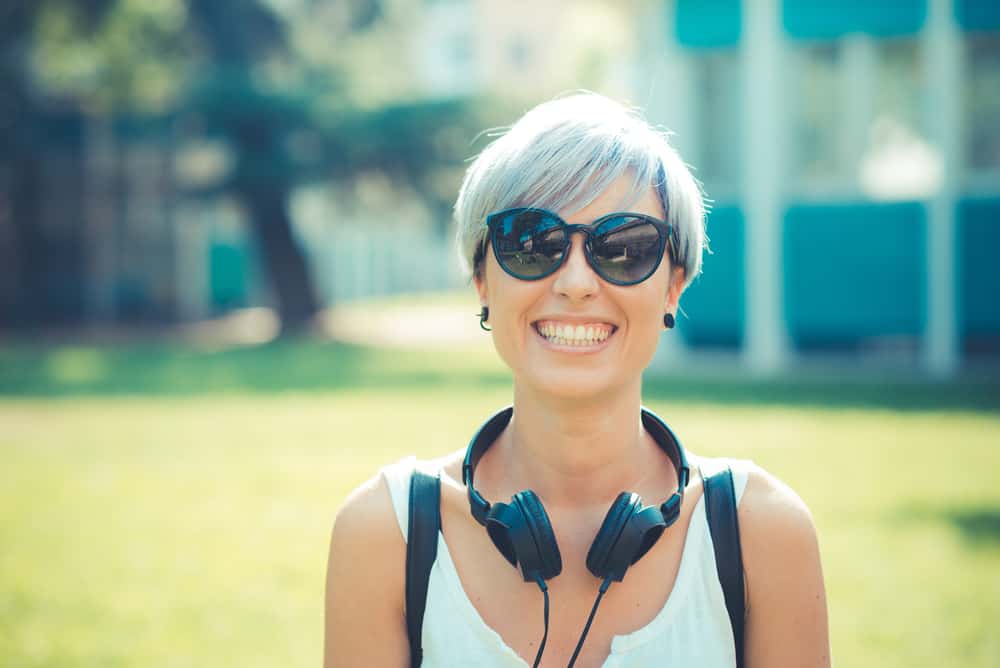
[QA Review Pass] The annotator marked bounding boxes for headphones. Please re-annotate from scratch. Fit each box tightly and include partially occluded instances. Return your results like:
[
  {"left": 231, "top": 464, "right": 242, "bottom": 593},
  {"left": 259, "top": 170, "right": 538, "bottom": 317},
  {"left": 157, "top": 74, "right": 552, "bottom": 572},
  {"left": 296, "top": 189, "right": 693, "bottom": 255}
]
[{"left": 462, "top": 406, "right": 691, "bottom": 586}]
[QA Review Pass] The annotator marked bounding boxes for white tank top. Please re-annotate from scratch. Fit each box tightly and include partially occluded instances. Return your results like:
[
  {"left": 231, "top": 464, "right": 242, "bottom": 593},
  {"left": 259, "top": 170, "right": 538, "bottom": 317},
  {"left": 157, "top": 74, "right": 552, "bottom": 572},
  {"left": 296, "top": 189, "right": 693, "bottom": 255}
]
[
  {"left": 381, "top": 455, "right": 752, "bottom": 667},
  {"left": 381, "top": 457, "right": 754, "bottom": 668}
]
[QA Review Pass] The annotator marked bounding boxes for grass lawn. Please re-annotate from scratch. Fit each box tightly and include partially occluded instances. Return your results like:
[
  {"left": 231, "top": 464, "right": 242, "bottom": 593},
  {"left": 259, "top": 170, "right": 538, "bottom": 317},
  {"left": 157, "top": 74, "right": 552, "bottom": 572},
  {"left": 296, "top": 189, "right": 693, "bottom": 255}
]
[{"left": 1, "top": 339, "right": 998, "bottom": 666}]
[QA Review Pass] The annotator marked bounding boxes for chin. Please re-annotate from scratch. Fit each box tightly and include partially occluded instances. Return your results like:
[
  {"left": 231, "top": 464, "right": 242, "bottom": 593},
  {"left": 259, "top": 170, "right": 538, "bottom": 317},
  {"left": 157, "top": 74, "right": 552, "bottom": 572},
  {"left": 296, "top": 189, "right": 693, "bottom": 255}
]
[{"left": 520, "top": 368, "right": 632, "bottom": 402}]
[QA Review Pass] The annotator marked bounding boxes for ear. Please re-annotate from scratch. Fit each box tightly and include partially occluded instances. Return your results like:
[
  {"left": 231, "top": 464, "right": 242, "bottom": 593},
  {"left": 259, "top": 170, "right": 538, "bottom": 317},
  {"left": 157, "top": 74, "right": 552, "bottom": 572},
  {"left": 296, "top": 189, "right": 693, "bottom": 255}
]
[
  {"left": 474, "top": 268, "right": 488, "bottom": 307},
  {"left": 665, "top": 266, "right": 686, "bottom": 314}
]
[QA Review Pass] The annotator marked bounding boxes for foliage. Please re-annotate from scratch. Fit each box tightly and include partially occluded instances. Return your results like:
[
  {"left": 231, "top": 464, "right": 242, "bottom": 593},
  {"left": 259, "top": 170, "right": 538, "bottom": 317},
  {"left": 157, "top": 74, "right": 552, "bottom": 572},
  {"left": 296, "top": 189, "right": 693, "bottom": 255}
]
[
  {"left": 5, "top": 0, "right": 487, "bottom": 330},
  {"left": 30, "top": 0, "right": 188, "bottom": 112}
]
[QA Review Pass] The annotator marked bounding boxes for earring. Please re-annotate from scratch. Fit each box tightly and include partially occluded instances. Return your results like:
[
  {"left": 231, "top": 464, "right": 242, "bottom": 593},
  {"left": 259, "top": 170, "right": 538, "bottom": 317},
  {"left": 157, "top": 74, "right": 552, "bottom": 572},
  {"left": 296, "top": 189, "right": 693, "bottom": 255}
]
[
  {"left": 479, "top": 306, "right": 491, "bottom": 331},
  {"left": 663, "top": 313, "right": 675, "bottom": 329}
]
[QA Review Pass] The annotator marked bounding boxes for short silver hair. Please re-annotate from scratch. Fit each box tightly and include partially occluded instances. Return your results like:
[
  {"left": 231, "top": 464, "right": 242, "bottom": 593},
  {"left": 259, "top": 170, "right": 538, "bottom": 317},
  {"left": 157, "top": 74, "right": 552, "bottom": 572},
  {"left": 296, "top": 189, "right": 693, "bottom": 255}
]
[{"left": 454, "top": 92, "right": 706, "bottom": 286}]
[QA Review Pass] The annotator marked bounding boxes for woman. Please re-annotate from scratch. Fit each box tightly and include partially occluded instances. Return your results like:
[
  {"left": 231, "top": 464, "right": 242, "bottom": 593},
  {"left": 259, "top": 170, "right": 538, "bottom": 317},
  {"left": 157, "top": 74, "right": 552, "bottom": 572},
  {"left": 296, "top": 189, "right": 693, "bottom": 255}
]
[{"left": 324, "top": 93, "right": 830, "bottom": 667}]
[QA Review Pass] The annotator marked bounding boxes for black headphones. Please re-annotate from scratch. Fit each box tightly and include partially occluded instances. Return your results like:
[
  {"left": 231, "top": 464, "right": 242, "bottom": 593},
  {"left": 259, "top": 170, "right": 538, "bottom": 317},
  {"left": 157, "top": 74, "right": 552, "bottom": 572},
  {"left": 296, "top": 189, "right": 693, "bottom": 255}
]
[{"left": 462, "top": 406, "right": 691, "bottom": 586}]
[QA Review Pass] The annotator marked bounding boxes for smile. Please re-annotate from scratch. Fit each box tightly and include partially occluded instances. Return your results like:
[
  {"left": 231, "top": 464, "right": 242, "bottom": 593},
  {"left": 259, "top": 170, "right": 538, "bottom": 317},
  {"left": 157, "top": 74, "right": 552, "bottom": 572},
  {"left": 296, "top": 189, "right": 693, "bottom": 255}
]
[{"left": 533, "top": 320, "right": 616, "bottom": 347}]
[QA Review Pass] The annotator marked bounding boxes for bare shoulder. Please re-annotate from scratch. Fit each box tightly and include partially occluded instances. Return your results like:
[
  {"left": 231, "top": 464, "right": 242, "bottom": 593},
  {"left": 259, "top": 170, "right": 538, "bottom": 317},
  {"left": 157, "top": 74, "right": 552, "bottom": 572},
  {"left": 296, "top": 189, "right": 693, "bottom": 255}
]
[
  {"left": 738, "top": 463, "right": 823, "bottom": 588},
  {"left": 738, "top": 464, "right": 831, "bottom": 667},
  {"left": 739, "top": 463, "right": 818, "bottom": 540},
  {"left": 330, "top": 471, "right": 404, "bottom": 555},
  {"left": 324, "top": 471, "right": 408, "bottom": 667}
]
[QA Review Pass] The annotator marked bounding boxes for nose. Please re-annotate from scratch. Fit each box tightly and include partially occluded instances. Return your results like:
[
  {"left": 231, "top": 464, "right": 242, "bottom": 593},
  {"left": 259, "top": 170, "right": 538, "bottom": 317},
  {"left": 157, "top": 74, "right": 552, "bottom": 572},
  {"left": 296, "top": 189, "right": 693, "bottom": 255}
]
[{"left": 551, "top": 233, "right": 599, "bottom": 300}]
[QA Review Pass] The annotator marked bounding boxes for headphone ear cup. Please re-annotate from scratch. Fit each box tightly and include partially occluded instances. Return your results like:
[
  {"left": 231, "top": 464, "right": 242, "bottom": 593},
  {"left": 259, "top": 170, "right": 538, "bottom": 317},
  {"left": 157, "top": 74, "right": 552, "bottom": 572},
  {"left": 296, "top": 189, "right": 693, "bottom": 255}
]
[
  {"left": 587, "top": 492, "right": 639, "bottom": 580},
  {"left": 510, "top": 491, "right": 562, "bottom": 581},
  {"left": 587, "top": 492, "right": 668, "bottom": 582},
  {"left": 485, "top": 502, "right": 520, "bottom": 567}
]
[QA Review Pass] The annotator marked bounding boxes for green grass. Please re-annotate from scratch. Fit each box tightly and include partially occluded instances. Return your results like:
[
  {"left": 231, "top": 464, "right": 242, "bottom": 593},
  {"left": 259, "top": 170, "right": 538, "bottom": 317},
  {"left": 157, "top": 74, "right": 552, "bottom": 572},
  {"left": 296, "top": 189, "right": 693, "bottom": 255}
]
[
  {"left": 1, "top": 341, "right": 998, "bottom": 666},
  {"left": 3, "top": 339, "right": 999, "bottom": 412}
]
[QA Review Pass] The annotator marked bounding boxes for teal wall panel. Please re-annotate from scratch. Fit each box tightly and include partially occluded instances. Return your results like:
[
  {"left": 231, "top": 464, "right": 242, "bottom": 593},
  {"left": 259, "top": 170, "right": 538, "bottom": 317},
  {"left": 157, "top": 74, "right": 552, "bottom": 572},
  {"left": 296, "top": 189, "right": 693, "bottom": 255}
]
[
  {"left": 783, "top": 202, "right": 926, "bottom": 349},
  {"left": 679, "top": 205, "right": 744, "bottom": 348},
  {"left": 956, "top": 0, "right": 1000, "bottom": 31},
  {"left": 675, "top": 0, "right": 741, "bottom": 49},
  {"left": 958, "top": 197, "right": 1000, "bottom": 353},
  {"left": 209, "top": 241, "right": 250, "bottom": 310},
  {"left": 783, "top": 0, "right": 926, "bottom": 40}
]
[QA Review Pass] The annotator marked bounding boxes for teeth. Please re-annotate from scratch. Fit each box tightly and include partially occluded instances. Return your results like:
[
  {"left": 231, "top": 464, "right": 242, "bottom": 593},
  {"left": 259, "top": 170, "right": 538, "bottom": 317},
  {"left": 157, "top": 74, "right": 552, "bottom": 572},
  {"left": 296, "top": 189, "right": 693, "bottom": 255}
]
[{"left": 535, "top": 322, "right": 613, "bottom": 346}]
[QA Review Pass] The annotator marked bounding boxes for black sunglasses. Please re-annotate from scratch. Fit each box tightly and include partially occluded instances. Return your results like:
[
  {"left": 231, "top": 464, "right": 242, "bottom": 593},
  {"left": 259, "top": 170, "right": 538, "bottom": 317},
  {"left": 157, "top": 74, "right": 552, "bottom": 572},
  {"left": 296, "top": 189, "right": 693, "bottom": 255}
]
[{"left": 484, "top": 208, "right": 676, "bottom": 286}]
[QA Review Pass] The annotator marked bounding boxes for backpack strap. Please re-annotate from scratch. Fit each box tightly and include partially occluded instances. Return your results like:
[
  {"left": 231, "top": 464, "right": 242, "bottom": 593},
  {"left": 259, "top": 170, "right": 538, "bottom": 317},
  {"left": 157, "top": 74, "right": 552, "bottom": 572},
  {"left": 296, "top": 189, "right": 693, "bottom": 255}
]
[
  {"left": 405, "top": 470, "right": 440, "bottom": 668},
  {"left": 700, "top": 459, "right": 746, "bottom": 668}
]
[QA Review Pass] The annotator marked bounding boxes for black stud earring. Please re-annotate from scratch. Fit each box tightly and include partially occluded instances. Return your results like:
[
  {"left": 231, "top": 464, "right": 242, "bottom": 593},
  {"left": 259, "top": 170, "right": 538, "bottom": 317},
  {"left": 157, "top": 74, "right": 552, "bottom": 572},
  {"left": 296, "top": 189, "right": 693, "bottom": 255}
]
[
  {"left": 663, "top": 313, "right": 675, "bottom": 329},
  {"left": 479, "top": 306, "right": 491, "bottom": 331}
]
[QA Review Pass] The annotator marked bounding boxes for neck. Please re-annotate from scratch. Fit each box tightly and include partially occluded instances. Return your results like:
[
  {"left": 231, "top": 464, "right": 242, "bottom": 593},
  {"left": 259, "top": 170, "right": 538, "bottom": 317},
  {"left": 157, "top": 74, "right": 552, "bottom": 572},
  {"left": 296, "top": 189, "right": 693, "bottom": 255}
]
[{"left": 493, "top": 380, "right": 662, "bottom": 507}]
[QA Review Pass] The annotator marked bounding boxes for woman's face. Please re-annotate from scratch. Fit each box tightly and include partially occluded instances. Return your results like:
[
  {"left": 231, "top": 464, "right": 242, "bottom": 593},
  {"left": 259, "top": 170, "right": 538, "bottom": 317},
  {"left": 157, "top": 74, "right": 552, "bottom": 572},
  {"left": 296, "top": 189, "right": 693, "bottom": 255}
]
[{"left": 475, "top": 176, "right": 685, "bottom": 401}]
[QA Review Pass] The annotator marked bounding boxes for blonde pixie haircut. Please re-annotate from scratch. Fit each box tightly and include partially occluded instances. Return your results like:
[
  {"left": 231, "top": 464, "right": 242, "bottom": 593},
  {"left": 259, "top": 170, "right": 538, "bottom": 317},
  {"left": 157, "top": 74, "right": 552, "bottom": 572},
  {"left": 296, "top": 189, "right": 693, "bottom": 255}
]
[{"left": 454, "top": 93, "right": 706, "bottom": 286}]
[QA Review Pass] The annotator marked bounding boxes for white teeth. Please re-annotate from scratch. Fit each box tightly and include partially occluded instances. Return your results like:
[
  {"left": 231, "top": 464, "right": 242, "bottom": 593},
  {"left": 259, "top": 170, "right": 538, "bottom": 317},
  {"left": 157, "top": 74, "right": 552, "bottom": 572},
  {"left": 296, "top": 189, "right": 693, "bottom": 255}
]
[{"left": 536, "top": 322, "right": 612, "bottom": 346}]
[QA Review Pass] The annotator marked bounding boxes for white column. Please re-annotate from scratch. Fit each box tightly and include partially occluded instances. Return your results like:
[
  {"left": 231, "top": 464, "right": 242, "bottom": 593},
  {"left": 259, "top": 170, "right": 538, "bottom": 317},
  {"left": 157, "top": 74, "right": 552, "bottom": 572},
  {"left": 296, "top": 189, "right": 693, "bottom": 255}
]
[
  {"left": 644, "top": 0, "right": 693, "bottom": 371},
  {"left": 642, "top": 1, "right": 698, "bottom": 171},
  {"left": 840, "top": 34, "right": 877, "bottom": 191},
  {"left": 922, "top": 0, "right": 962, "bottom": 377},
  {"left": 741, "top": 0, "right": 790, "bottom": 373}
]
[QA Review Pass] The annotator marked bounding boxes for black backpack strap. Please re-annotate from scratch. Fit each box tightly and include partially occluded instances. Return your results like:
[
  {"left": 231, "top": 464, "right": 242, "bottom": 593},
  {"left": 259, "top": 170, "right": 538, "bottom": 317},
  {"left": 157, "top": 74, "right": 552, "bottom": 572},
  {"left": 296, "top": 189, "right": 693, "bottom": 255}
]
[
  {"left": 405, "top": 470, "right": 440, "bottom": 668},
  {"left": 700, "top": 459, "right": 746, "bottom": 668}
]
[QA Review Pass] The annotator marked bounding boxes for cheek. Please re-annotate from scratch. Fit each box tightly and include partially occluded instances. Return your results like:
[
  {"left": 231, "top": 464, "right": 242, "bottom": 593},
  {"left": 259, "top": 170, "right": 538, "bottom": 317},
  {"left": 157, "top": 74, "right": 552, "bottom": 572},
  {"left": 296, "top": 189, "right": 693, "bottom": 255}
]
[
  {"left": 623, "top": 280, "right": 669, "bottom": 328},
  {"left": 483, "top": 266, "right": 536, "bottom": 348},
  {"left": 621, "top": 289, "right": 669, "bottom": 356},
  {"left": 634, "top": 307, "right": 664, "bottom": 346}
]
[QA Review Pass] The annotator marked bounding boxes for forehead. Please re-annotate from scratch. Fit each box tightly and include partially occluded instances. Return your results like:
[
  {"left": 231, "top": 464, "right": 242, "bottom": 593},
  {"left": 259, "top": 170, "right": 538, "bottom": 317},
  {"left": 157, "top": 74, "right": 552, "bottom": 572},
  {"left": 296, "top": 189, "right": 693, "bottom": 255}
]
[{"left": 561, "top": 175, "right": 664, "bottom": 222}]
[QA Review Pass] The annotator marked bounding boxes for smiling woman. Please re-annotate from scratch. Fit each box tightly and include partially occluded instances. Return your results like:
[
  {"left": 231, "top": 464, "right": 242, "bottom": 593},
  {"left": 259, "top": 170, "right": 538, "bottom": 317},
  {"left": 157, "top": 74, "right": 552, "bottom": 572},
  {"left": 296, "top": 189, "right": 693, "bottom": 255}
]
[{"left": 324, "top": 93, "right": 831, "bottom": 668}]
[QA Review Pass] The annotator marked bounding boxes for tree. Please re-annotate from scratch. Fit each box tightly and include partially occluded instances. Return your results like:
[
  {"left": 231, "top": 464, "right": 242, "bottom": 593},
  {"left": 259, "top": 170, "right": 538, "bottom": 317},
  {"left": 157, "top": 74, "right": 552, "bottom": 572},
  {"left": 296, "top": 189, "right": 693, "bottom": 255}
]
[
  {"left": 0, "top": 0, "right": 115, "bottom": 326},
  {"left": 3, "top": 0, "right": 483, "bottom": 334},
  {"left": 185, "top": 0, "right": 320, "bottom": 333}
]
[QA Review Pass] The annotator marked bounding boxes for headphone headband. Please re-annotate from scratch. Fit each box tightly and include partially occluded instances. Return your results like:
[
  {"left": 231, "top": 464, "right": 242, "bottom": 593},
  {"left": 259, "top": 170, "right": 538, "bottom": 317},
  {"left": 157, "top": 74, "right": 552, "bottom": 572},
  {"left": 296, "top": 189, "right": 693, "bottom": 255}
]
[{"left": 463, "top": 406, "right": 690, "bottom": 527}]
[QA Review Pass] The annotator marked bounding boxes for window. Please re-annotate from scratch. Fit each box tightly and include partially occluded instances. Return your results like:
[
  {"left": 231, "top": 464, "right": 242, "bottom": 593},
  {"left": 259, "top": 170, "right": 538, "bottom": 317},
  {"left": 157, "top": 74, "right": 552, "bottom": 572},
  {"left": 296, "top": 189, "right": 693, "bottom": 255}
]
[
  {"left": 691, "top": 50, "right": 742, "bottom": 195},
  {"left": 789, "top": 37, "right": 930, "bottom": 199},
  {"left": 965, "top": 34, "right": 1000, "bottom": 173}
]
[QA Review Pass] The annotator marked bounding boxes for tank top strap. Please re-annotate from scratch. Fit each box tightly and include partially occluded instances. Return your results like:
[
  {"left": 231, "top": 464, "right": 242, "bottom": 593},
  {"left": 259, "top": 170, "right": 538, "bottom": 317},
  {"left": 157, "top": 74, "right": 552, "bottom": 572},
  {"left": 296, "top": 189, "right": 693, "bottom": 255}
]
[{"left": 695, "top": 454, "right": 754, "bottom": 505}]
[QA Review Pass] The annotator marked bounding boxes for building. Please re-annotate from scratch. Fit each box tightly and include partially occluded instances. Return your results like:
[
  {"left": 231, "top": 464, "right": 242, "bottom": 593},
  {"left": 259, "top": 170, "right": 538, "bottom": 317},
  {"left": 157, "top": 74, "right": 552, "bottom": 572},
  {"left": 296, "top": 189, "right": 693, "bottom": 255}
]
[{"left": 639, "top": 0, "right": 1000, "bottom": 376}]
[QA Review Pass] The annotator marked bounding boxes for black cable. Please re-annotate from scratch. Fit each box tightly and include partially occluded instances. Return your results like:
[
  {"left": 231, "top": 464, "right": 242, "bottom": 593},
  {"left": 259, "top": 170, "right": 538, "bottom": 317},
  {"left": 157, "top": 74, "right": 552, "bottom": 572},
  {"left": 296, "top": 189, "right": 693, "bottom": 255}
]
[
  {"left": 532, "top": 575, "right": 550, "bottom": 668},
  {"left": 566, "top": 577, "right": 612, "bottom": 668}
]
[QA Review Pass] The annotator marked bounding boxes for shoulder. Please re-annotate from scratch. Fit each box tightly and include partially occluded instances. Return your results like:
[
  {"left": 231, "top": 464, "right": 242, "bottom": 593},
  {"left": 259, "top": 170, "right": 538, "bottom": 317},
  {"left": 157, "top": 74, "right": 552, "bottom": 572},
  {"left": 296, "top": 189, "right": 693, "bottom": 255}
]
[
  {"left": 330, "top": 471, "right": 405, "bottom": 557},
  {"left": 324, "top": 472, "right": 409, "bottom": 667},
  {"left": 326, "top": 472, "right": 406, "bottom": 615},
  {"left": 738, "top": 462, "right": 822, "bottom": 590},
  {"left": 738, "top": 462, "right": 817, "bottom": 540},
  {"left": 737, "top": 463, "right": 831, "bottom": 666}
]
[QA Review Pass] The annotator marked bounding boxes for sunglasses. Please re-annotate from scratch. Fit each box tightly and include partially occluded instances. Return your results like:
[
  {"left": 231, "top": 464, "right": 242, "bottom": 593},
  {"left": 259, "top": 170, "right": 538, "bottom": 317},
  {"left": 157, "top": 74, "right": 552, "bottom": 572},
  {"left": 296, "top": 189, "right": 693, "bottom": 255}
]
[{"left": 484, "top": 208, "right": 676, "bottom": 286}]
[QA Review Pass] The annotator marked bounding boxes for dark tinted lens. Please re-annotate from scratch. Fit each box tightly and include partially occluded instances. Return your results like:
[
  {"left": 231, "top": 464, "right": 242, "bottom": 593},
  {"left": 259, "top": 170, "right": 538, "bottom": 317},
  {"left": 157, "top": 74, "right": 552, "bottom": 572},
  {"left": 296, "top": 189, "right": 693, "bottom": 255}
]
[
  {"left": 590, "top": 217, "right": 664, "bottom": 284},
  {"left": 492, "top": 210, "right": 567, "bottom": 278}
]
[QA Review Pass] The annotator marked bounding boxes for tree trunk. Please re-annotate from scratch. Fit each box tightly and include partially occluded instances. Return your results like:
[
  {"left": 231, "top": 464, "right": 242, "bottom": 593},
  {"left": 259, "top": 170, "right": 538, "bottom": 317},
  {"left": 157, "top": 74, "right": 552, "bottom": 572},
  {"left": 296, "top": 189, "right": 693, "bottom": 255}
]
[{"left": 238, "top": 179, "right": 319, "bottom": 335}]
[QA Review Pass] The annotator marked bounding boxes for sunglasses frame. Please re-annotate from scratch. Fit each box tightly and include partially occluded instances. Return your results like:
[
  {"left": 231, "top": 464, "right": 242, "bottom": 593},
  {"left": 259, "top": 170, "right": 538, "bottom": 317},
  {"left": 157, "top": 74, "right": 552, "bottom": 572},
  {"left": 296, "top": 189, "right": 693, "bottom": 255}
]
[{"left": 484, "top": 207, "right": 676, "bottom": 286}]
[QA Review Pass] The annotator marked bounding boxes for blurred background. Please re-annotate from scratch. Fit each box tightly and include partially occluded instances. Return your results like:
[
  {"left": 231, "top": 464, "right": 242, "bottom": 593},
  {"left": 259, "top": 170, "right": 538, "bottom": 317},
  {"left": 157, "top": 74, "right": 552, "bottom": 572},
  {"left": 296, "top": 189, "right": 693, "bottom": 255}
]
[
  {"left": 2, "top": 0, "right": 998, "bottom": 374},
  {"left": 1, "top": 1, "right": 999, "bottom": 667}
]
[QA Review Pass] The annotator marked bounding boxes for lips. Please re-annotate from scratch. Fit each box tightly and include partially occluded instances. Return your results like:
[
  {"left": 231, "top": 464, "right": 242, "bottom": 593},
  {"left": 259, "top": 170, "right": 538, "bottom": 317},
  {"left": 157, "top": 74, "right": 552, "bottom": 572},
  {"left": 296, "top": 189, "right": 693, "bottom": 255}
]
[{"left": 533, "top": 320, "right": 616, "bottom": 347}]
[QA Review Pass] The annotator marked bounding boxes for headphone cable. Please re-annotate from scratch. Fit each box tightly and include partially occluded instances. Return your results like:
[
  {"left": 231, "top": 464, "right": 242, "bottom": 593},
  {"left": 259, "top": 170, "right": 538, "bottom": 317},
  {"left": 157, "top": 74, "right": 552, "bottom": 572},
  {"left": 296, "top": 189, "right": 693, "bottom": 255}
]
[
  {"left": 532, "top": 575, "right": 550, "bottom": 668},
  {"left": 566, "top": 577, "right": 613, "bottom": 668}
]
